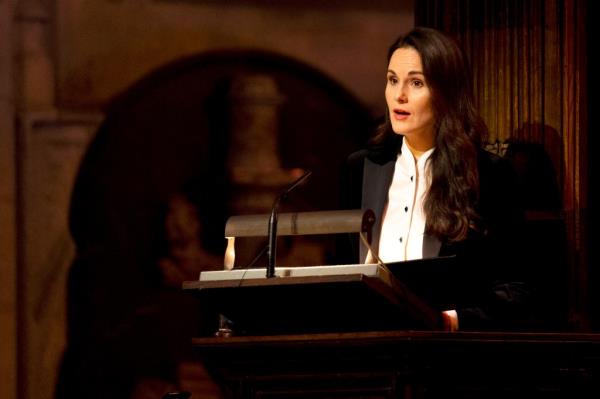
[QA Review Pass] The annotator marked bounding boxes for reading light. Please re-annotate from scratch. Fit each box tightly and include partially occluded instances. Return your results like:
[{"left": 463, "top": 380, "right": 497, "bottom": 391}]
[{"left": 223, "top": 209, "right": 375, "bottom": 270}]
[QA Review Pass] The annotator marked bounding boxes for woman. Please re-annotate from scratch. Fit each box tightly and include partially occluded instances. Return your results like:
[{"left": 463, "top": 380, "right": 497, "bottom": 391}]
[{"left": 341, "top": 27, "right": 530, "bottom": 331}]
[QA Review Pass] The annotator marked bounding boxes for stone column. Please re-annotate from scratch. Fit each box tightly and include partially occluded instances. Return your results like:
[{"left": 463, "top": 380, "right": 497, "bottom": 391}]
[
  {"left": 14, "top": 3, "right": 100, "bottom": 399},
  {"left": 226, "top": 73, "right": 299, "bottom": 214},
  {"left": 15, "top": 3, "right": 58, "bottom": 397},
  {"left": 15, "top": 2, "right": 56, "bottom": 397},
  {"left": 16, "top": 0, "right": 55, "bottom": 109},
  {"left": 0, "top": 1, "right": 18, "bottom": 399}
]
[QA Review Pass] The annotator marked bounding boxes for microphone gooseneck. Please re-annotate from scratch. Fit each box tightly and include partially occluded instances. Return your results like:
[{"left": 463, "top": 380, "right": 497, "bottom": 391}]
[{"left": 266, "top": 170, "right": 312, "bottom": 278}]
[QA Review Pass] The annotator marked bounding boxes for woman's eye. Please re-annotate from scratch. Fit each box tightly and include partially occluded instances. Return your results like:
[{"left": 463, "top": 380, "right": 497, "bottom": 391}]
[
  {"left": 411, "top": 79, "right": 424, "bottom": 88},
  {"left": 387, "top": 76, "right": 398, "bottom": 85}
]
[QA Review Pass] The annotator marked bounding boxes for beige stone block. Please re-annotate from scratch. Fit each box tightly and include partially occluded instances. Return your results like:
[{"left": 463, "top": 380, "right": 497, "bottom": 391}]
[
  {"left": 20, "top": 21, "right": 55, "bottom": 108},
  {"left": 16, "top": 0, "right": 49, "bottom": 20}
]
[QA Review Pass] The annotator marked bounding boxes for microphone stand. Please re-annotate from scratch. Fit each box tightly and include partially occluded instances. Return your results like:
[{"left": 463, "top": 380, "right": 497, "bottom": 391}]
[{"left": 266, "top": 170, "right": 312, "bottom": 278}]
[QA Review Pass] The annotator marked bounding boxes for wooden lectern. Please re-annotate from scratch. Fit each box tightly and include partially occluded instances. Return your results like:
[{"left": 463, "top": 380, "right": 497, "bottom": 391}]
[
  {"left": 183, "top": 209, "right": 442, "bottom": 336},
  {"left": 182, "top": 209, "right": 600, "bottom": 398}
]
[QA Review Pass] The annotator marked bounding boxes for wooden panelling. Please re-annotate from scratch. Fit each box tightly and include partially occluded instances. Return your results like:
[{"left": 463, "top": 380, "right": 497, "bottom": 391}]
[{"left": 416, "top": 0, "right": 588, "bottom": 329}]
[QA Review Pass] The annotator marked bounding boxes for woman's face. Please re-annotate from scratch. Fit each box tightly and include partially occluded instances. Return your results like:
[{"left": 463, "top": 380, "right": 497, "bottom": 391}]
[{"left": 385, "top": 46, "right": 436, "bottom": 149}]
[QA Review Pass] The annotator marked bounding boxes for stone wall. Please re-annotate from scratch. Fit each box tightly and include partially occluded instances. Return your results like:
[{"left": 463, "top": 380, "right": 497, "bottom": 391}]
[
  {"left": 2, "top": 1, "right": 415, "bottom": 399},
  {"left": 56, "top": 0, "right": 414, "bottom": 114}
]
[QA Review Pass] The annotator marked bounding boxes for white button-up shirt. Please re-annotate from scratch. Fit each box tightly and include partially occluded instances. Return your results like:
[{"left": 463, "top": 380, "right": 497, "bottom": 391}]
[{"left": 378, "top": 140, "right": 434, "bottom": 262}]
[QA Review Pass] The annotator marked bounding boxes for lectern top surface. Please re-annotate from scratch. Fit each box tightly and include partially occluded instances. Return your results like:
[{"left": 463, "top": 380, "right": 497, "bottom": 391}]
[{"left": 198, "top": 264, "right": 384, "bottom": 281}]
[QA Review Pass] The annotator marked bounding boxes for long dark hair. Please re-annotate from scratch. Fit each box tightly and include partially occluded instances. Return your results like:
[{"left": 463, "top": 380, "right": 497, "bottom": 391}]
[{"left": 372, "top": 27, "right": 487, "bottom": 242}]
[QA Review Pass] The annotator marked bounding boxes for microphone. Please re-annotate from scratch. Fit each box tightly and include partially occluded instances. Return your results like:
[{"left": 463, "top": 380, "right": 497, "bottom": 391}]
[{"left": 266, "top": 169, "right": 312, "bottom": 278}]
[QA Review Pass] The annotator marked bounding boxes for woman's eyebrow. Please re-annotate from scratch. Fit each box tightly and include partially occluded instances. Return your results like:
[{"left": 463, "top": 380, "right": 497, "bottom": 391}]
[{"left": 386, "top": 70, "right": 424, "bottom": 76}]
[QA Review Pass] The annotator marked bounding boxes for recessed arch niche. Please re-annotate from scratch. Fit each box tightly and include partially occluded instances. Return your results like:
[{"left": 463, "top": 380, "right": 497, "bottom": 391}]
[
  {"left": 70, "top": 49, "right": 374, "bottom": 271},
  {"left": 60, "top": 48, "right": 375, "bottom": 397}
]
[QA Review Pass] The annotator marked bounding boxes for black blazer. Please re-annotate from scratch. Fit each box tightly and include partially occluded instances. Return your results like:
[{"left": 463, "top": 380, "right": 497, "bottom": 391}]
[{"left": 339, "top": 138, "right": 531, "bottom": 330}]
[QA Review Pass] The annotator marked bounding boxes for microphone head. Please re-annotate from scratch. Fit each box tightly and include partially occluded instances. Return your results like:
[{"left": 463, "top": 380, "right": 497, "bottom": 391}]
[{"left": 282, "top": 169, "right": 312, "bottom": 198}]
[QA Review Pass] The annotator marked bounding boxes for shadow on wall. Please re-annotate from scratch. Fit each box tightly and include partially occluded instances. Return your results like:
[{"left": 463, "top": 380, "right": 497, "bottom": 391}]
[
  {"left": 55, "top": 50, "right": 374, "bottom": 399},
  {"left": 504, "top": 123, "right": 569, "bottom": 331}
]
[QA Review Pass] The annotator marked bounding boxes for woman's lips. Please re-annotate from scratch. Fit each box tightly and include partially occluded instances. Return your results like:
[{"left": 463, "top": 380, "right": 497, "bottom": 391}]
[{"left": 393, "top": 109, "right": 410, "bottom": 121}]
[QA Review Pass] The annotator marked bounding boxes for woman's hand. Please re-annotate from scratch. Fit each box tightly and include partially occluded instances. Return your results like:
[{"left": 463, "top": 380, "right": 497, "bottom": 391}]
[{"left": 441, "top": 309, "right": 459, "bottom": 331}]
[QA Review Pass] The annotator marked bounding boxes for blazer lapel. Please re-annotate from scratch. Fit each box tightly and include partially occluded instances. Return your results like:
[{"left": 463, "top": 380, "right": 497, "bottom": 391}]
[{"left": 360, "top": 157, "right": 395, "bottom": 262}]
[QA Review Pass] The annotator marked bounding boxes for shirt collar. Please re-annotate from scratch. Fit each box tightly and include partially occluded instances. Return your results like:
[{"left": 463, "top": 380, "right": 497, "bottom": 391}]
[{"left": 399, "top": 138, "right": 435, "bottom": 173}]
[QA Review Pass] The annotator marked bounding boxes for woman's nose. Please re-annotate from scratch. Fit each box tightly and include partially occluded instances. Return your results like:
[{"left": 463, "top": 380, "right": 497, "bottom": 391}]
[{"left": 396, "top": 87, "right": 408, "bottom": 103}]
